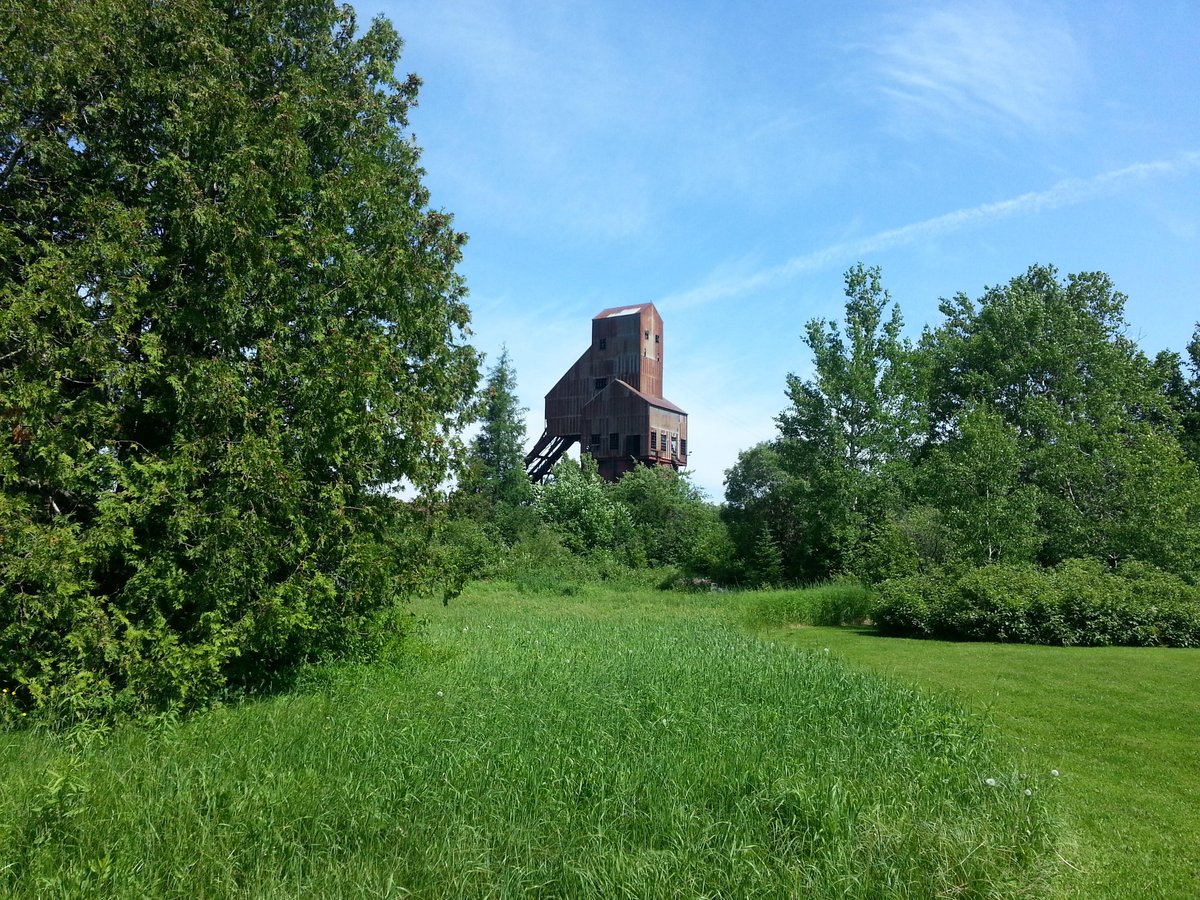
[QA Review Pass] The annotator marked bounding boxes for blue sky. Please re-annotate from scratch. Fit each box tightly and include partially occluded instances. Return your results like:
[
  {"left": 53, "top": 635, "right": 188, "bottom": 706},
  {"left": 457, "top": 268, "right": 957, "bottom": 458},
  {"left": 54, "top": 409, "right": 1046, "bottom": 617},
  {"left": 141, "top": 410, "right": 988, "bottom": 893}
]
[{"left": 359, "top": 0, "right": 1199, "bottom": 500}]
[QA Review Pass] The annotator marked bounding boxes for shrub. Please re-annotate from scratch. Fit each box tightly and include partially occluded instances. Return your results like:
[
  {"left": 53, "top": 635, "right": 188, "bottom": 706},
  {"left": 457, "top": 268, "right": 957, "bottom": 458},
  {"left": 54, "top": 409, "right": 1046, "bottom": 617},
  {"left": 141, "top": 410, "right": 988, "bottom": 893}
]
[
  {"left": 872, "top": 575, "right": 945, "bottom": 637},
  {"left": 874, "top": 560, "right": 1200, "bottom": 647}
]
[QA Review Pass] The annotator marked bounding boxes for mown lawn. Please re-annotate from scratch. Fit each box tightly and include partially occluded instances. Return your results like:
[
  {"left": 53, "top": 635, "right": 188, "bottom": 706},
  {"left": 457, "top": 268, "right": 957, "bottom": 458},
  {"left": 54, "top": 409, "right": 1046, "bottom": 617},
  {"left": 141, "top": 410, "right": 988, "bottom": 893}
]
[
  {"left": 0, "top": 584, "right": 1055, "bottom": 898},
  {"left": 767, "top": 621, "right": 1200, "bottom": 899}
]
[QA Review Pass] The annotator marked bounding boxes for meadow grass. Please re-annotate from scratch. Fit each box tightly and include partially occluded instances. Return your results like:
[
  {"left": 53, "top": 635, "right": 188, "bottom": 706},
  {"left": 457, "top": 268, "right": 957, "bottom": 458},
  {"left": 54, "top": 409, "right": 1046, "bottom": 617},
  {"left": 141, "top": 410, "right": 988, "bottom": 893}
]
[
  {"left": 0, "top": 583, "right": 1056, "bottom": 898},
  {"left": 742, "top": 580, "right": 874, "bottom": 628},
  {"left": 768, "top": 622, "right": 1200, "bottom": 899}
]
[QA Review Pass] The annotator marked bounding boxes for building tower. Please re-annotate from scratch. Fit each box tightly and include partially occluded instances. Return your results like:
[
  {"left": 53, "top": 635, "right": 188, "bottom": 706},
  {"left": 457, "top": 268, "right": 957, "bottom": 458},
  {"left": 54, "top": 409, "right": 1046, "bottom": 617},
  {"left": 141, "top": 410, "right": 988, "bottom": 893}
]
[{"left": 525, "top": 303, "right": 688, "bottom": 482}]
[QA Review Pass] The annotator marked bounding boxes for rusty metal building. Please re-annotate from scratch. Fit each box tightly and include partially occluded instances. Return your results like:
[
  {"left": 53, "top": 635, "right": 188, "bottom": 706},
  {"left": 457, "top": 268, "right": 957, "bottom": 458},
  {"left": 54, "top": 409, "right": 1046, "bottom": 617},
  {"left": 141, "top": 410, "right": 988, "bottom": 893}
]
[{"left": 525, "top": 303, "right": 688, "bottom": 483}]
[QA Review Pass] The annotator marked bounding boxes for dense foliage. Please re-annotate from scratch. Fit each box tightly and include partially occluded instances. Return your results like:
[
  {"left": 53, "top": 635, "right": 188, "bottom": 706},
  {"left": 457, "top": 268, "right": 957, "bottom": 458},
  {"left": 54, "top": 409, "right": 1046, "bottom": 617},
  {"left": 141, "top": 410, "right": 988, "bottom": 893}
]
[
  {"left": 0, "top": 1, "right": 477, "bottom": 719},
  {"left": 721, "top": 264, "right": 1200, "bottom": 643},
  {"left": 875, "top": 559, "right": 1200, "bottom": 647},
  {"left": 442, "top": 446, "right": 728, "bottom": 594},
  {"left": 726, "top": 265, "right": 1200, "bottom": 590}
]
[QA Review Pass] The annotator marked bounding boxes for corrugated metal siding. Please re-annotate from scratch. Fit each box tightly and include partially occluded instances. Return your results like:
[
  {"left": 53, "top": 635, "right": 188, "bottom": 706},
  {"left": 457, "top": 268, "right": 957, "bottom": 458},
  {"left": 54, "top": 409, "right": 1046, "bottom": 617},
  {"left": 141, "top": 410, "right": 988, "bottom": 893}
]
[{"left": 538, "top": 302, "right": 688, "bottom": 480}]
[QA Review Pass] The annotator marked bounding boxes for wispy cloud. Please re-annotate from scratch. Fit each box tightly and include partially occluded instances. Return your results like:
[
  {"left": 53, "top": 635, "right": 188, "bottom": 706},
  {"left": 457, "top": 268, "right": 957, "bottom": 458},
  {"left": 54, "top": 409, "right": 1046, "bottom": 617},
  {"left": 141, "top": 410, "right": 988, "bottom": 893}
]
[
  {"left": 657, "top": 152, "right": 1200, "bottom": 310},
  {"left": 865, "top": 1, "right": 1087, "bottom": 139}
]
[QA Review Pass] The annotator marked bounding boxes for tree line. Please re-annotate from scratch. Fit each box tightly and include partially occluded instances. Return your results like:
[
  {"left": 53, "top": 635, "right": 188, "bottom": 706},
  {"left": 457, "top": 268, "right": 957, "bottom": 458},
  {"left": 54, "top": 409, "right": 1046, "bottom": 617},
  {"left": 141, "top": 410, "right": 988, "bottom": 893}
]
[{"left": 724, "top": 264, "right": 1200, "bottom": 587}]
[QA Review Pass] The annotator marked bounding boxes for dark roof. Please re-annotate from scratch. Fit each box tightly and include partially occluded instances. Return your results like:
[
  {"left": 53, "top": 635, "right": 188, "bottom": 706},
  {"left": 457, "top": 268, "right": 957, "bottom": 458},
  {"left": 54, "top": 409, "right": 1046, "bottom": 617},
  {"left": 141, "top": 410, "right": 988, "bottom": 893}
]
[
  {"left": 592, "top": 302, "right": 656, "bottom": 320},
  {"left": 582, "top": 378, "right": 687, "bottom": 416}
]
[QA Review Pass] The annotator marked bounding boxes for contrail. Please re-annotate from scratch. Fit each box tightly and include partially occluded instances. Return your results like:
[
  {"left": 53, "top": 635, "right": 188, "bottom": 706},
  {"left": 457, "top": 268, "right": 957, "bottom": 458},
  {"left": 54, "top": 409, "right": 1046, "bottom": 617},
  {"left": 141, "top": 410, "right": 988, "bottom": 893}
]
[{"left": 659, "top": 151, "right": 1200, "bottom": 310}]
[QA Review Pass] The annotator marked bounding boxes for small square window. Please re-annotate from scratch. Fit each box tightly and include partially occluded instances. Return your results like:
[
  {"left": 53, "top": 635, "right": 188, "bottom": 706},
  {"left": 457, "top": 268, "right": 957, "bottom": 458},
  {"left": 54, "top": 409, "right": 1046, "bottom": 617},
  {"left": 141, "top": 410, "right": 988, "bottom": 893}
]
[
  {"left": 590, "top": 433, "right": 601, "bottom": 448},
  {"left": 609, "top": 432, "right": 620, "bottom": 450},
  {"left": 594, "top": 377, "right": 607, "bottom": 391},
  {"left": 598, "top": 338, "right": 606, "bottom": 349}
]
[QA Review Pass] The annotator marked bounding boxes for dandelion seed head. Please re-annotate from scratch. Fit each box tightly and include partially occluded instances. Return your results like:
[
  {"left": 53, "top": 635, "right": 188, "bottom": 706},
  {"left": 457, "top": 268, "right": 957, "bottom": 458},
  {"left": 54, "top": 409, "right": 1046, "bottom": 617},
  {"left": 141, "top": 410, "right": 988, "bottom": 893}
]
[
  {"left": 1024, "top": 788, "right": 1032, "bottom": 796},
  {"left": 1050, "top": 769, "right": 1060, "bottom": 777}
]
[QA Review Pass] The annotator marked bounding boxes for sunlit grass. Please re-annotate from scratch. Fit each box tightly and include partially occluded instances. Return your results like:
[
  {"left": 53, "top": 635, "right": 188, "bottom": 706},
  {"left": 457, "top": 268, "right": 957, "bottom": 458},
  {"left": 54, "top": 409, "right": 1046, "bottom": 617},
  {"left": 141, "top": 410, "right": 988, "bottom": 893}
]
[
  {"left": 0, "top": 583, "right": 1055, "bottom": 897},
  {"left": 768, "top": 622, "right": 1200, "bottom": 899}
]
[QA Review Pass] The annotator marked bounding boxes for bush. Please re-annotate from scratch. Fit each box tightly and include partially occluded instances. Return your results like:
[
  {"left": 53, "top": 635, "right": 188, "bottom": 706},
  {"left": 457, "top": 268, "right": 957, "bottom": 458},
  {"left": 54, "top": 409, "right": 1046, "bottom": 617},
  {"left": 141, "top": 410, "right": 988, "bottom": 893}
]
[
  {"left": 871, "top": 575, "right": 945, "bottom": 637},
  {"left": 874, "top": 560, "right": 1200, "bottom": 647}
]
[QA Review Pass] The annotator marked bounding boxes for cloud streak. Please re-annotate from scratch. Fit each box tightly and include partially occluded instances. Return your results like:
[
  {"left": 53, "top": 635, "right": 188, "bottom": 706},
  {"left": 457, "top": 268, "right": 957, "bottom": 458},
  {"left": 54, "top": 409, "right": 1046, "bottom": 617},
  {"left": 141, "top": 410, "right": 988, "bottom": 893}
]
[
  {"left": 867, "top": 1, "right": 1087, "bottom": 139},
  {"left": 658, "top": 152, "right": 1200, "bottom": 310}
]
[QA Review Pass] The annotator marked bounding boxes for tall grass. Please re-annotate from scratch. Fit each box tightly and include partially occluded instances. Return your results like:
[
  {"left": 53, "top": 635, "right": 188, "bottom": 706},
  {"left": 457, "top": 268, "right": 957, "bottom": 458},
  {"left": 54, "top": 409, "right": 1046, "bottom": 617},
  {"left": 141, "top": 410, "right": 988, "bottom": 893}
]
[
  {"left": 742, "top": 579, "right": 874, "bottom": 628},
  {"left": 0, "top": 586, "right": 1056, "bottom": 897},
  {"left": 769, "top": 622, "right": 1200, "bottom": 899}
]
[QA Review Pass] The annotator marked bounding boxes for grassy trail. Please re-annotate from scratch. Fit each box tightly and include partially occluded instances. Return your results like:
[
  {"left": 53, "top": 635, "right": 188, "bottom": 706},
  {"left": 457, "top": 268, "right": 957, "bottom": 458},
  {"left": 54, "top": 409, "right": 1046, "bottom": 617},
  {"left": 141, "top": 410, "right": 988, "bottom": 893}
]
[
  {"left": 767, "top": 624, "right": 1200, "bottom": 899},
  {"left": 1, "top": 585, "right": 1054, "bottom": 898}
]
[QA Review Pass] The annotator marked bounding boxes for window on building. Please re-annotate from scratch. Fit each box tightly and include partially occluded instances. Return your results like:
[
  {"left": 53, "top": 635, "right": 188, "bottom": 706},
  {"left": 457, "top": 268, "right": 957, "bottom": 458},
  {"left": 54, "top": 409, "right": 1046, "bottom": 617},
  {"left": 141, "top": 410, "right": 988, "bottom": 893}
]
[
  {"left": 590, "top": 433, "right": 601, "bottom": 449},
  {"left": 609, "top": 432, "right": 620, "bottom": 451},
  {"left": 594, "top": 377, "right": 607, "bottom": 391},
  {"left": 650, "top": 432, "right": 657, "bottom": 450},
  {"left": 644, "top": 329, "right": 650, "bottom": 339},
  {"left": 598, "top": 338, "right": 606, "bottom": 349},
  {"left": 626, "top": 434, "right": 641, "bottom": 457},
  {"left": 680, "top": 439, "right": 687, "bottom": 458},
  {"left": 655, "top": 334, "right": 660, "bottom": 343},
  {"left": 670, "top": 435, "right": 678, "bottom": 456},
  {"left": 660, "top": 432, "right": 667, "bottom": 451}
]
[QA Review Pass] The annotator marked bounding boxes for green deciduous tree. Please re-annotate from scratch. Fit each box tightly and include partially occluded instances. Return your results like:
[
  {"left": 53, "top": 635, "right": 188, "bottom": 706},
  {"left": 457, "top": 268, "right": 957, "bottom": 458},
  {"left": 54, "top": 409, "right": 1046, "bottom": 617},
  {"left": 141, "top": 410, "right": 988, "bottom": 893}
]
[
  {"left": 534, "top": 456, "right": 629, "bottom": 556},
  {"left": 928, "top": 266, "right": 1200, "bottom": 574},
  {"left": 1, "top": 1, "right": 478, "bottom": 718},
  {"left": 723, "top": 441, "right": 812, "bottom": 581},
  {"left": 728, "top": 264, "right": 1200, "bottom": 587},
  {"left": 608, "top": 464, "right": 720, "bottom": 570},
  {"left": 761, "top": 264, "right": 919, "bottom": 581},
  {"left": 1159, "top": 325, "right": 1200, "bottom": 469},
  {"left": 918, "top": 404, "right": 1041, "bottom": 567}
]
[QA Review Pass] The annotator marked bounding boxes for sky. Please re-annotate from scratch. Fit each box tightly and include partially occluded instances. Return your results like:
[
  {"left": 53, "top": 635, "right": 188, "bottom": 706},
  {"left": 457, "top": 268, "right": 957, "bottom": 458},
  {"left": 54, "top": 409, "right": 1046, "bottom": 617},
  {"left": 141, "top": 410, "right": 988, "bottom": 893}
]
[{"left": 357, "top": 0, "right": 1200, "bottom": 501}]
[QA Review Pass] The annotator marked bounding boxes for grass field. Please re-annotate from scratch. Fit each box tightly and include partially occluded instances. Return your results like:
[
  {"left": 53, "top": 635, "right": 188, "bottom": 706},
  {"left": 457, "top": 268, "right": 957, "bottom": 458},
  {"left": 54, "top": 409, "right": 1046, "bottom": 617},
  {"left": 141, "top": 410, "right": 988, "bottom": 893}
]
[
  {"left": 765, "top": 619, "right": 1200, "bottom": 898},
  {"left": 0, "top": 583, "right": 1055, "bottom": 898}
]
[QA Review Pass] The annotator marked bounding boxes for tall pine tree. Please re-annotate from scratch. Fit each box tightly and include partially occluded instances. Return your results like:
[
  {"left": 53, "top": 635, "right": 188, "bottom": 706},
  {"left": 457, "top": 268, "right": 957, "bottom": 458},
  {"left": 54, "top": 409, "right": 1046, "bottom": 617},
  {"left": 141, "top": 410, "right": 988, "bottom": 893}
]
[{"left": 458, "top": 347, "right": 532, "bottom": 514}]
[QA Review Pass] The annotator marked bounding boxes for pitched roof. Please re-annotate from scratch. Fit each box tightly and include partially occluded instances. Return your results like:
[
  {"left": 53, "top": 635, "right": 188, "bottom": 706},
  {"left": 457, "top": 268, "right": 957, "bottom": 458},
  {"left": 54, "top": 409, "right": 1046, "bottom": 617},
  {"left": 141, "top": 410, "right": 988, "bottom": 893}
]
[
  {"left": 592, "top": 302, "right": 656, "bottom": 320},
  {"left": 582, "top": 378, "right": 687, "bottom": 416}
]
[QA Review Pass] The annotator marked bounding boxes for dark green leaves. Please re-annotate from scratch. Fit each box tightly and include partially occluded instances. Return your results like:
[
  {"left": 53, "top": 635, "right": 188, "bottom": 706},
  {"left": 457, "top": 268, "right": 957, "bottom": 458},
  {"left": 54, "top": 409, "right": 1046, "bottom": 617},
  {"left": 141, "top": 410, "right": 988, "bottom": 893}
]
[{"left": 1, "top": 1, "right": 478, "bottom": 719}]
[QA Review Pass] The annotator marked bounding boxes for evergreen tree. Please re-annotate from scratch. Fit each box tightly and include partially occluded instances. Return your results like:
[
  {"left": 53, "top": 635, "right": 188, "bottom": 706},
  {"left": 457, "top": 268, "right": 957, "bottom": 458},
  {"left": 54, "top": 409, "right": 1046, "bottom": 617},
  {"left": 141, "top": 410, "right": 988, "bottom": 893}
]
[
  {"left": 1, "top": 0, "right": 478, "bottom": 717},
  {"left": 460, "top": 347, "right": 532, "bottom": 510}
]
